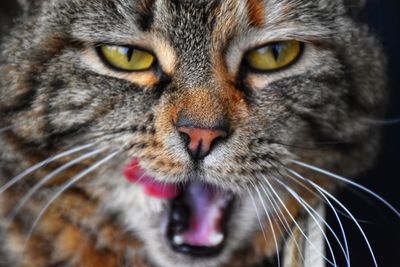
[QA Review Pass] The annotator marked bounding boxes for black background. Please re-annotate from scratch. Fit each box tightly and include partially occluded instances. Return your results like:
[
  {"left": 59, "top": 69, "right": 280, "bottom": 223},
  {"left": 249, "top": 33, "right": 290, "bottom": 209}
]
[
  {"left": 333, "top": 1, "right": 400, "bottom": 266},
  {"left": 0, "top": 0, "right": 399, "bottom": 266}
]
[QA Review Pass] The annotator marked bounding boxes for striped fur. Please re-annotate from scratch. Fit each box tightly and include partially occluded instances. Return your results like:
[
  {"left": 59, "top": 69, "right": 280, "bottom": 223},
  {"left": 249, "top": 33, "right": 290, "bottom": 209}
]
[{"left": 0, "top": 1, "right": 386, "bottom": 267}]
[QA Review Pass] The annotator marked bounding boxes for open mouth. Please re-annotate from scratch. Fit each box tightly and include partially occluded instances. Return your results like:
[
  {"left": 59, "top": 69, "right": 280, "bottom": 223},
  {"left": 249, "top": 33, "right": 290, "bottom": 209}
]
[
  {"left": 167, "top": 182, "right": 234, "bottom": 257},
  {"left": 124, "top": 159, "right": 235, "bottom": 257}
]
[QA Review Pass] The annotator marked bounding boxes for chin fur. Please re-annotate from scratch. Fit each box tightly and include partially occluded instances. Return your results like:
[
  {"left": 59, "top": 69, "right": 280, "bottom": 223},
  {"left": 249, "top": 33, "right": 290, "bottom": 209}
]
[{"left": 97, "top": 171, "right": 259, "bottom": 267}]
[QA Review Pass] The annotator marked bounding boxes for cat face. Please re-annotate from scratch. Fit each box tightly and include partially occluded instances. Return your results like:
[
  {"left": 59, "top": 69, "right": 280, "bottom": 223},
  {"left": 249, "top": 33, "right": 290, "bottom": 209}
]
[{"left": 0, "top": 0, "right": 386, "bottom": 266}]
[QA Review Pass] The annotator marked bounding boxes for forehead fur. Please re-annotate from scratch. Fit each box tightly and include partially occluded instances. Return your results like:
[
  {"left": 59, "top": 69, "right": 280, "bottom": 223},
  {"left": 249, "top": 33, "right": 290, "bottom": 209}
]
[
  {"left": 33, "top": 0, "right": 351, "bottom": 90},
  {"left": 48, "top": 0, "right": 347, "bottom": 35},
  {"left": 47, "top": 0, "right": 348, "bottom": 57}
]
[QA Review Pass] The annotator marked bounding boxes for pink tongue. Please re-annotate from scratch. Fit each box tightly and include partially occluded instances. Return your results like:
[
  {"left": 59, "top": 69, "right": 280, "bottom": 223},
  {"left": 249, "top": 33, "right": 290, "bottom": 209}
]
[
  {"left": 124, "top": 159, "right": 179, "bottom": 199},
  {"left": 182, "top": 182, "right": 227, "bottom": 246}
]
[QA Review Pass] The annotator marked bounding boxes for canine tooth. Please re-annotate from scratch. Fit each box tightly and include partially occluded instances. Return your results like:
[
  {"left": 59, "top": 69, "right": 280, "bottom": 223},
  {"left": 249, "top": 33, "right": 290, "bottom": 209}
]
[
  {"left": 209, "top": 232, "right": 224, "bottom": 246},
  {"left": 173, "top": 234, "right": 185, "bottom": 245}
]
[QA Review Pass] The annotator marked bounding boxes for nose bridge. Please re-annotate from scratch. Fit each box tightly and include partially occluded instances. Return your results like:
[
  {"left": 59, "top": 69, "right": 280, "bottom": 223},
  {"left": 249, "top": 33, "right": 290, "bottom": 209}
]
[
  {"left": 173, "top": 87, "right": 231, "bottom": 160},
  {"left": 177, "top": 88, "right": 227, "bottom": 128}
]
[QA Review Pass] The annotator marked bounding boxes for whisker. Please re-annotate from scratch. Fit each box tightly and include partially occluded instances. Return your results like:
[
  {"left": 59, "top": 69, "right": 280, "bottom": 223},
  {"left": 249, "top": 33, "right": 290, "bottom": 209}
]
[
  {"left": 246, "top": 186, "right": 270, "bottom": 260},
  {"left": 266, "top": 158, "right": 352, "bottom": 262},
  {"left": 267, "top": 138, "right": 351, "bottom": 150},
  {"left": 19, "top": 149, "right": 120, "bottom": 266},
  {"left": 0, "top": 124, "right": 19, "bottom": 134},
  {"left": 0, "top": 143, "right": 95, "bottom": 195},
  {"left": 6, "top": 147, "right": 108, "bottom": 223},
  {"left": 287, "top": 167, "right": 379, "bottom": 267},
  {"left": 268, "top": 159, "right": 369, "bottom": 224},
  {"left": 250, "top": 183, "right": 281, "bottom": 267},
  {"left": 275, "top": 178, "right": 349, "bottom": 267},
  {"left": 0, "top": 115, "right": 49, "bottom": 134},
  {"left": 0, "top": 120, "right": 141, "bottom": 197},
  {"left": 257, "top": 181, "right": 305, "bottom": 264},
  {"left": 360, "top": 116, "right": 400, "bottom": 125},
  {"left": 0, "top": 112, "right": 134, "bottom": 136},
  {"left": 260, "top": 176, "right": 335, "bottom": 266},
  {"left": 280, "top": 169, "right": 351, "bottom": 266},
  {"left": 266, "top": 159, "right": 352, "bottom": 265},
  {"left": 258, "top": 182, "right": 295, "bottom": 241},
  {"left": 291, "top": 160, "right": 400, "bottom": 218},
  {"left": 0, "top": 114, "right": 145, "bottom": 154}
]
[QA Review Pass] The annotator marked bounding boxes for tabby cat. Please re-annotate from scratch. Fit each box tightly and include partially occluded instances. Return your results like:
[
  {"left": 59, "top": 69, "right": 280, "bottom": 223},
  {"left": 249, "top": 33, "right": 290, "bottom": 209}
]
[{"left": 0, "top": 0, "right": 393, "bottom": 266}]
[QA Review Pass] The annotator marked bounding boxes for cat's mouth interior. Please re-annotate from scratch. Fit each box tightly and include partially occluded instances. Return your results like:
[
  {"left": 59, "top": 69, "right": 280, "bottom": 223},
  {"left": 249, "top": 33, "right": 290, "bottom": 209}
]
[
  {"left": 124, "top": 159, "right": 235, "bottom": 257},
  {"left": 167, "top": 182, "right": 234, "bottom": 257}
]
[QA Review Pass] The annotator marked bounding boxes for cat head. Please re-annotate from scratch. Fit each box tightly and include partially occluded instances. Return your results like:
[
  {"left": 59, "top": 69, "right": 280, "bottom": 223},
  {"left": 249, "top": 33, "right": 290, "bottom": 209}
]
[{"left": 0, "top": 0, "right": 386, "bottom": 266}]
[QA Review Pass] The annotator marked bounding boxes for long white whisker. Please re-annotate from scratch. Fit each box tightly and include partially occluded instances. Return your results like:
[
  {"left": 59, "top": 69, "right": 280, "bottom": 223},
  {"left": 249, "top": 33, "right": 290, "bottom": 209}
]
[
  {"left": 7, "top": 147, "right": 108, "bottom": 223},
  {"left": 259, "top": 182, "right": 295, "bottom": 240},
  {"left": 276, "top": 178, "right": 349, "bottom": 267},
  {"left": 291, "top": 160, "right": 400, "bottom": 218},
  {"left": 287, "top": 167, "right": 379, "bottom": 267},
  {"left": 267, "top": 160, "right": 350, "bottom": 264},
  {"left": 246, "top": 186, "right": 270, "bottom": 256},
  {"left": 0, "top": 143, "right": 95, "bottom": 195},
  {"left": 21, "top": 150, "right": 120, "bottom": 256},
  {"left": 282, "top": 169, "right": 351, "bottom": 266},
  {"left": 271, "top": 159, "right": 369, "bottom": 225},
  {"left": 257, "top": 181, "right": 305, "bottom": 264},
  {"left": 0, "top": 113, "right": 130, "bottom": 136},
  {"left": 251, "top": 183, "right": 281, "bottom": 267},
  {"left": 361, "top": 116, "right": 400, "bottom": 125},
  {"left": 0, "top": 124, "right": 18, "bottom": 134},
  {"left": 275, "top": 162, "right": 367, "bottom": 224},
  {"left": 0, "top": 115, "right": 49, "bottom": 134},
  {"left": 261, "top": 175, "right": 335, "bottom": 266}
]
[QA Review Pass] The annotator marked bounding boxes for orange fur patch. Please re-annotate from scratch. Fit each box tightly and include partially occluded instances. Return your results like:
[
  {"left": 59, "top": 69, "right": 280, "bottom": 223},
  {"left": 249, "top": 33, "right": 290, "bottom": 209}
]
[{"left": 246, "top": 0, "right": 266, "bottom": 27}]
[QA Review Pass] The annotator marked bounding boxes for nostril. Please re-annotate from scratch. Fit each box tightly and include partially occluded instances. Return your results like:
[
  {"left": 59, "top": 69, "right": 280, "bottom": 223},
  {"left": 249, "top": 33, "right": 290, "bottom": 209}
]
[
  {"left": 177, "top": 126, "right": 228, "bottom": 160},
  {"left": 210, "top": 135, "right": 226, "bottom": 148},
  {"left": 178, "top": 131, "right": 191, "bottom": 146}
]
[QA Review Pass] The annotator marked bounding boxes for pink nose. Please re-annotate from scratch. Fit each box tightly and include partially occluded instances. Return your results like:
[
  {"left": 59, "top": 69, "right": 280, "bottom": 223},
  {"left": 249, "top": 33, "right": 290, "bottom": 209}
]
[{"left": 177, "top": 127, "right": 228, "bottom": 160}]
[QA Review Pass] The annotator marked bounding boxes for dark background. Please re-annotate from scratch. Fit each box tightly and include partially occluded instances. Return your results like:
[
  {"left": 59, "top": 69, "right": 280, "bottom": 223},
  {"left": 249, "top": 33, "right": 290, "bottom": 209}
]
[
  {"left": 332, "top": 1, "right": 400, "bottom": 266},
  {"left": 0, "top": 0, "right": 399, "bottom": 266}
]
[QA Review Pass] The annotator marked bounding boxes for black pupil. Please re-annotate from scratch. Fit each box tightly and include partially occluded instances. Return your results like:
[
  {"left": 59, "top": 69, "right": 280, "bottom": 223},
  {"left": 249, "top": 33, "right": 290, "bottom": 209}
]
[
  {"left": 270, "top": 43, "right": 283, "bottom": 61},
  {"left": 126, "top": 47, "right": 134, "bottom": 62}
]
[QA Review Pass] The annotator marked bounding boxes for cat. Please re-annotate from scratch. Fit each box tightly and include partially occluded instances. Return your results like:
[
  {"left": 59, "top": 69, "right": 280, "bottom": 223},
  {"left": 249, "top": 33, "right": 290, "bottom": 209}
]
[{"left": 0, "top": 0, "right": 393, "bottom": 267}]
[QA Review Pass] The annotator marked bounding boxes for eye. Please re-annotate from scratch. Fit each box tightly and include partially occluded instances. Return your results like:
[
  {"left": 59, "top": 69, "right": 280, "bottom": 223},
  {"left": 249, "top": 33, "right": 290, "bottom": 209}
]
[
  {"left": 98, "top": 45, "right": 155, "bottom": 71},
  {"left": 245, "top": 40, "right": 302, "bottom": 72}
]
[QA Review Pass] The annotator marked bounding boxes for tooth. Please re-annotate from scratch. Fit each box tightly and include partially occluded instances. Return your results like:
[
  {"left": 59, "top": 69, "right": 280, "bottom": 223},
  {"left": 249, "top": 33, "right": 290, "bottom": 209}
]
[
  {"left": 209, "top": 232, "right": 224, "bottom": 246},
  {"left": 173, "top": 234, "right": 185, "bottom": 245}
]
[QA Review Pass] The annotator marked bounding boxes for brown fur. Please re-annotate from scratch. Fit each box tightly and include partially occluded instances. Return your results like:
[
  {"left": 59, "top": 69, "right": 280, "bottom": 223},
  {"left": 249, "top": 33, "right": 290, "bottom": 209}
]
[
  {"left": 246, "top": 0, "right": 266, "bottom": 27},
  {"left": 0, "top": 0, "right": 387, "bottom": 266}
]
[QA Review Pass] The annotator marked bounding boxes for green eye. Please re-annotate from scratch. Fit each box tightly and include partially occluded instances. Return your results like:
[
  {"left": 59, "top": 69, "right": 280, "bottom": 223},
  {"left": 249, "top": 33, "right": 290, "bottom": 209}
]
[
  {"left": 246, "top": 40, "right": 302, "bottom": 71},
  {"left": 98, "top": 45, "right": 155, "bottom": 71}
]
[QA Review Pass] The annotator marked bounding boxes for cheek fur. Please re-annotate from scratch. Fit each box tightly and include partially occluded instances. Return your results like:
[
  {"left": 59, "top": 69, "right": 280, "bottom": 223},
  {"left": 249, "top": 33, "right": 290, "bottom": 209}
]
[{"left": 0, "top": 0, "right": 389, "bottom": 267}]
